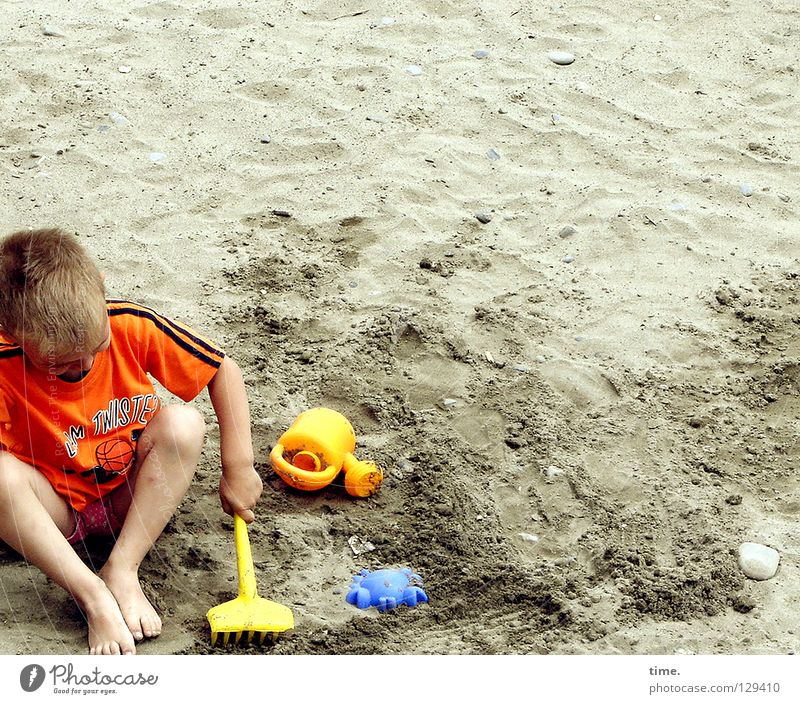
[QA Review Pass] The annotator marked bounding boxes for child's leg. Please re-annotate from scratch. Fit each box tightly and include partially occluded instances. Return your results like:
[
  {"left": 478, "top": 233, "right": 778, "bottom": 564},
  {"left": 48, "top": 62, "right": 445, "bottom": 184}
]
[
  {"left": 99, "top": 405, "right": 205, "bottom": 642},
  {"left": 0, "top": 451, "right": 136, "bottom": 655}
]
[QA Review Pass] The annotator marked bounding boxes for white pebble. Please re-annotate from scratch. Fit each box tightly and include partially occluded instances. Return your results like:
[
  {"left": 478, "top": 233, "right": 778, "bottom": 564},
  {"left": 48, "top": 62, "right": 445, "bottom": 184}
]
[
  {"left": 108, "top": 111, "right": 128, "bottom": 125},
  {"left": 668, "top": 202, "right": 688, "bottom": 212},
  {"left": 518, "top": 533, "right": 539, "bottom": 543},
  {"left": 118, "top": 65, "right": 132, "bottom": 74},
  {"left": 740, "top": 182, "right": 754, "bottom": 197},
  {"left": 404, "top": 65, "right": 422, "bottom": 76},
  {"left": 149, "top": 152, "right": 167, "bottom": 164},
  {"left": 738, "top": 542, "right": 780, "bottom": 580},
  {"left": 42, "top": 24, "right": 66, "bottom": 37},
  {"left": 562, "top": 254, "right": 575, "bottom": 263},
  {"left": 381, "top": 17, "right": 396, "bottom": 25},
  {"left": 542, "top": 465, "right": 564, "bottom": 477},
  {"left": 473, "top": 50, "right": 490, "bottom": 59},
  {"left": 548, "top": 51, "right": 575, "bottom": 66},
  {"left": 486, "top": 148, "right": 501, "bottom": 161},
  {"left": 654, "top": 14, "right": 662, "bottom": 21}
]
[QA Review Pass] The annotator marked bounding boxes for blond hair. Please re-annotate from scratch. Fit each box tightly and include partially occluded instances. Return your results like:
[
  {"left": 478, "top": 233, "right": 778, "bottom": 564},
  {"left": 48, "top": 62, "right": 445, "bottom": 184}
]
[{"left": 0, "top": 228, "right": 107, "bottom": 357}]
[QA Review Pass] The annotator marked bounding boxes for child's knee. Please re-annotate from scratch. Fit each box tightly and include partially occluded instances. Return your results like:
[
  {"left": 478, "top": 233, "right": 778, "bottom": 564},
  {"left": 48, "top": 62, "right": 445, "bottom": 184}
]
[
  {"left": 0, "top": 452, "right": 33, "bottom": 497},
  {"left": 149, "top": 405, "right": 206, "bottom": 451}
]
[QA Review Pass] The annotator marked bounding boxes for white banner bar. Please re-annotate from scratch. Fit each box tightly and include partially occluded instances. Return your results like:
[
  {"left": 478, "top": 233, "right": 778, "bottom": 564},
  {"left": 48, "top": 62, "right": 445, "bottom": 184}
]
[{"left": 0, "top": 655, "right": 796, "bottom": 702}]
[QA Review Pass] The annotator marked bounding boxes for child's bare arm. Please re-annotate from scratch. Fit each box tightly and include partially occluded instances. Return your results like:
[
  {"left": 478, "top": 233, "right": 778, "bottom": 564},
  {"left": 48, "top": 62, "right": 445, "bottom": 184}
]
[{"left": 207, "top": 355, "right": 263, "bottom": 522}]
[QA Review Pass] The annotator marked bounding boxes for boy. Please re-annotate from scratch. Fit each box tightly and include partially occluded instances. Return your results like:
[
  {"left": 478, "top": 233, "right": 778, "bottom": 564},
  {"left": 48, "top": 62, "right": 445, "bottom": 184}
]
[{"left": 0, "top": 227, "right": 263, "bottom": 654}]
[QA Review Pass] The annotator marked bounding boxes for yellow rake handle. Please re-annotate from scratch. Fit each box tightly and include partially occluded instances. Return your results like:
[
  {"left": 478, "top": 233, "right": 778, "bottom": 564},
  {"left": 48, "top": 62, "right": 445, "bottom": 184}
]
[{"left": 235, "top": 514, "right": 258, "bottom": 600}]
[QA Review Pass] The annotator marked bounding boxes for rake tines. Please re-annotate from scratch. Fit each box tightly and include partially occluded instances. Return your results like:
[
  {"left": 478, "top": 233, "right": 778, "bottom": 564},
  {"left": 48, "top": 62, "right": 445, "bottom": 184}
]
[{"left": 210, "top": 629, "right": 280, "bottom": 648}]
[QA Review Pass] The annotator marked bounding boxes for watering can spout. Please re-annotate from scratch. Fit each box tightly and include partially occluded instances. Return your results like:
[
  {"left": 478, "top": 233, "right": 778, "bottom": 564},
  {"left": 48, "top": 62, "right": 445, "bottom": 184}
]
[{"left": 342, "top": 453, "right": 382, "bottom": 497}]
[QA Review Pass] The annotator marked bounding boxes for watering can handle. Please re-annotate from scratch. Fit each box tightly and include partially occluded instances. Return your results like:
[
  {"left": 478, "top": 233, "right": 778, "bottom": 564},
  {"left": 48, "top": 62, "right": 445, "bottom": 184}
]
[{"left": 234, "top": 513, "right": 258, "bottom": 599}]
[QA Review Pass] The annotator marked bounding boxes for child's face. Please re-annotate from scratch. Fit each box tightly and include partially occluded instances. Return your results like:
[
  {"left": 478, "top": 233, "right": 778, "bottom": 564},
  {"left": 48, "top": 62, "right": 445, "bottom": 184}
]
[{"left": 22, "top": 320, "right": 111, "bottom": 380}]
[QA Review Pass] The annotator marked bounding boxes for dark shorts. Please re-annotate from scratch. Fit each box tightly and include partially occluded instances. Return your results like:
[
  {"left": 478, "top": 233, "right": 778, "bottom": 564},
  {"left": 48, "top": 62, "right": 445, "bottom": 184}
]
[{"left": 67, "top": 493, "right": 126, "bottom": 545}]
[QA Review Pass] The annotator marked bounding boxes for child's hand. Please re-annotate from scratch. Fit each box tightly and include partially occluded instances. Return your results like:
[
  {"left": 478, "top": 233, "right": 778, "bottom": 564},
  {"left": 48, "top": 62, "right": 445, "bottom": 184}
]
[{"left": 219, "top": 467, "right": 263, "bottom": 523}]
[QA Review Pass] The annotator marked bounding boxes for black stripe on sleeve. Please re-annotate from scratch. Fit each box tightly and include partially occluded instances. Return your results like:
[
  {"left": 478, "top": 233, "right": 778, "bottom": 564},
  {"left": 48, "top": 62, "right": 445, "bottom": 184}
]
[
  {"left": 108, "top": 307, "right": 223, "bottom": 369},
  {"left": 106, "top": 301, "right": 224, "bottom": 358}
]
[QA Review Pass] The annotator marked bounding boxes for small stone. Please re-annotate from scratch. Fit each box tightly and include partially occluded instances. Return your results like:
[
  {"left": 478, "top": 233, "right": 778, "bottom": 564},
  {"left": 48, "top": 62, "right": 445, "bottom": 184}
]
[
  {"left": 475, "top": 212, "right": 492, "bottom": 224},
  {"left": 551, "top": 113, "right": 562, "bottom": 124},
  {"left": 404, "top": 65, "right": 422, "bottom": 76},
  {"left": 513, "top": 364, "right": 531, "bottom": 373},
  {"left": 740, "top": 182, "right": 754, "bottom": 197},
  {"left": 535, "top": 355, "right": 546, "bottom": 363},
  {"left": 725, "top": 494, "right": 743, "bottom": 506},
  {"left": 558, "top": 225, "right": 577, "bottom": 238},
  {"left": 473, "top": 50, "right": 489, "bottom": 59},
  {"left": 439, "top": 398, "right": 459, "bottom": 408},
  {"left": 366, "top": 115, "right": 388, "bottom": 123},
  {"left": 260, "top": 135, "right": 271, "bottom": 143},
  {"left": 108, "top": 112, "right": 128, "bottom": 125},
  {"left": 548, "top": 51, "right": 575, "bottom": 66},
  {"left": 271, "top": 209, "right": 291, "bottom": 217},
  {"left": 777, "top": 193, "right": 790, "bottom": 202},
  {"left": 562, "top": 255, "right": 575, "bottom": 263},
  {"left": 486, "top": 148, "right": 501, "bottom": 161},
  {"left": 347, "top": 535, "right": 375, "bottom": 555},
  {"left": 149, "top": 152, "right": 166, "bottom": 164},
  {"left": 118, "top": 65, "right": 132, "bottom": 74},
  {"left": 731, "top": 593, "right": 756, "bottom": 613},
  {"left": 654, "top": 14, "right": 662, "bottom": 21},
  {"left": 701, "top": 175, "right": 712, "bottom": 183},
  {"left": 542, "top": 465, "right": 564, "bottom": 478},
  {"left": 738, "top": 542, "right": 780, "bottom": 580},
  {"left": 42, "top": 24, "right": 66, "bottom": 37},
  {"left": 381, "top": 17, "right": 396, "bottom": 25},
  {"left": 518, "top": 533, "right": 539, "bottom": 543},
  {"left": 668, "top": 202, "right": 688, "bottom": 212}
]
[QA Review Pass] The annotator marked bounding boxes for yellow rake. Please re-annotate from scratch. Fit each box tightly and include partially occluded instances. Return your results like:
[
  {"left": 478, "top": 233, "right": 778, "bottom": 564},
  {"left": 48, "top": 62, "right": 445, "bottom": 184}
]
[{"left": 207, "top": 514, "right": 294, "bottom": 646}]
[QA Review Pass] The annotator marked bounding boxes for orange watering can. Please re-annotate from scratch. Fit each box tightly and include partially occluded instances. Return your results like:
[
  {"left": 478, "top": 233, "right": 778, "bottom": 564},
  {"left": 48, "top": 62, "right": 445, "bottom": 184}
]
[{"left": 269, "top": 408, "right": 383, "bottom": 497}]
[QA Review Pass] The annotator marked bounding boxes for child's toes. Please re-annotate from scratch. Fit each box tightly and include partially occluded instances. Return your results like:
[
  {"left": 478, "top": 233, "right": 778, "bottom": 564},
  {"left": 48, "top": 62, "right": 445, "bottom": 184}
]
[{"left": 142, "top": 615, "right": 162, "bottom": 638}]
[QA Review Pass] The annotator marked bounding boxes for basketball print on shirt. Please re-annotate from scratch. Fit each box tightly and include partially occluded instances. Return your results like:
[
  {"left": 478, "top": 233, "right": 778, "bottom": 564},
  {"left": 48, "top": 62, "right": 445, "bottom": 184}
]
[{"left": 64, "top": 437, "right": 136, "bottom": 485}]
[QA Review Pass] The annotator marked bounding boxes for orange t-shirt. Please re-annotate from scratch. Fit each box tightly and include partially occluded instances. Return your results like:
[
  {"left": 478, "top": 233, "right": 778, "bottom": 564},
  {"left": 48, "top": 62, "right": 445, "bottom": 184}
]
[{"left": 0, "top": 300, "right": 225, "bottom": 511}]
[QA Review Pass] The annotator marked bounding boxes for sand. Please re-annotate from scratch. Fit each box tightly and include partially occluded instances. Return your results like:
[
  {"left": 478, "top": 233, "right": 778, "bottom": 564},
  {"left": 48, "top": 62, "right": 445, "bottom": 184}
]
[{"left": 0, "top": 0, "right": 798, "bottom": 656}]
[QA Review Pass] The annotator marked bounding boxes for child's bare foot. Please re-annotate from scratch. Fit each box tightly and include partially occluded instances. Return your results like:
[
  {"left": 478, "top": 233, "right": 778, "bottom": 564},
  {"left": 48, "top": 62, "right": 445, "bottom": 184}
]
[
  {"left": 100, "top": 565, "right": 162, "bottom": 642},
  {"left": 81, "top": 583, "right": 136, "bottom": 655}
]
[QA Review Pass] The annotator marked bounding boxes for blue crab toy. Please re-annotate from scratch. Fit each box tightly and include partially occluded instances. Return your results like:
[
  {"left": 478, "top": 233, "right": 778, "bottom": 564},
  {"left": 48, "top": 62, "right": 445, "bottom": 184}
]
[{"left": 346, "top": 568, "right": 429, "bottom": 613}]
